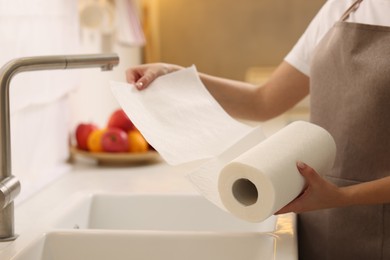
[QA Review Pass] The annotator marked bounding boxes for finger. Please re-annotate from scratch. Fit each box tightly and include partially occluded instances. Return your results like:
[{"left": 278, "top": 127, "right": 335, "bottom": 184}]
[
  {"left": 135, "top": 69, "right": 166, "bottom": 90},
  {"left": 134, "top": 73, "right": 154, "bottom": 90},
  {"left": 134, "top": 80, "right": 146, "bottom": 90}
]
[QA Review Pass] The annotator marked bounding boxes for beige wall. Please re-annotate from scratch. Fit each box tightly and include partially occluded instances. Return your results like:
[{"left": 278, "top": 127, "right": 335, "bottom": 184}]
[{"left": 144, "top": 0, "right": 325, "bottom": 81}]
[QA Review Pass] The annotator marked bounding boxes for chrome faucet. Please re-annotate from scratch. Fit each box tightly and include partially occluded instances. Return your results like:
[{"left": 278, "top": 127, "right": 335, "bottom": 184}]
[{"left": 0, "top": 53, "right": 119, "bottom": 241}]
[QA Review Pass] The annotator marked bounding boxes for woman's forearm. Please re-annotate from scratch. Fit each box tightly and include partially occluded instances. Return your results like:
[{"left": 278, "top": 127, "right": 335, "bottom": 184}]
[
  {"left": 342, "top": 176, "right": 390, "bottom": 206},
  {"left": 198, "top": 61, "right": 310, "bottom": 121},
  {"left": 198, "top": 73, "right": 262, "bottom": 120}
]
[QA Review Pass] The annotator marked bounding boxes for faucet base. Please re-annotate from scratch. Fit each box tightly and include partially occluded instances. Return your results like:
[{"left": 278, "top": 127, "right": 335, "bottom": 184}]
[
  {"left": 0, "top": 203, "right": 16, "bottom": 241},
  {"left": 0, "top": 234, "right": 18, "bottom": 242}
]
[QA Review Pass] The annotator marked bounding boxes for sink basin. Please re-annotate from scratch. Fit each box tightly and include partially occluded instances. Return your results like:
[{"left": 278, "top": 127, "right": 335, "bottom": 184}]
[
  {"left": 12, "top": 193, "right": 297, "bottom": 260},
  {"left": 49, "top": 193, "right": 279, "bottom": 232},
  {"left": 14, "top": 230, "right": 277, "bottom": 260}
]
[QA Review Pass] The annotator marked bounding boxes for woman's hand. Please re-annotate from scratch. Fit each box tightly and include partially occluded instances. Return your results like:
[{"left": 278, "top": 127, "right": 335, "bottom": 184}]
[
  {"left": 125, "top": 63, "right": 182, "bottom": 90},
  {"left": 276, "top": 162, "right": 347, "bottom": 214}
]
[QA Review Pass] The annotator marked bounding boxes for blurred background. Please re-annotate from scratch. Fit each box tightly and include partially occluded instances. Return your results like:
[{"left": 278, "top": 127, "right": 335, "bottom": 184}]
[
  {"left": 143, "top": 0, "right": 324, "bottom": 81},
  {"left": 138, "top": 0, "right": 324, "bottom": 133},
  {"left": 74, "top": 0, "right": 325, "bottom": 127},
  {"left": 0, "top": 0, "right": 324, "bottom": 201}
]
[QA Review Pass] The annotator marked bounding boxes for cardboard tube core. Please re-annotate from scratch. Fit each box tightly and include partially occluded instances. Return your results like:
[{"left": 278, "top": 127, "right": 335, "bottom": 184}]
[{"left": 232, "top": 178, "right": 258, "bottom": 206}]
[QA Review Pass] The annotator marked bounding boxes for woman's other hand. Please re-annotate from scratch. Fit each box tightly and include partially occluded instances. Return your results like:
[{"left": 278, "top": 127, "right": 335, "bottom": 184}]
[
  {"left": 276, "top": 162, "right": 347, "bottom": 214},
  {"left": 126, "top": 63, "right": 182, "bottom": 90}
]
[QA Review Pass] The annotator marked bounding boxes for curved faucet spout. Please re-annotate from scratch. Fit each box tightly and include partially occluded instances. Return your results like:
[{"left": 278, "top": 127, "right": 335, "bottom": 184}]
[{"left": 0, "top": 53, "right": 119, "bottom": 241}]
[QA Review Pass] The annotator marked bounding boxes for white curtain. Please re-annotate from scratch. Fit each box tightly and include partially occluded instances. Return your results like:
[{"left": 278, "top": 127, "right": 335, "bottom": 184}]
[
  {"left": 0, "top": 0, "right": 80, "bottom": 202},
  {"left": 115, "top": 0, "right": 145, "bottom": 46},
  {"left": 0, "top": 0, "right": 80, "bottom": 113}
]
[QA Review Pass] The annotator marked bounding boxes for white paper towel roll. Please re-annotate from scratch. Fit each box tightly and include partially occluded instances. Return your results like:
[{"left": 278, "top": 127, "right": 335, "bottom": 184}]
[{"left": 215, "top": 121, "right": 336, "bottom": 222}]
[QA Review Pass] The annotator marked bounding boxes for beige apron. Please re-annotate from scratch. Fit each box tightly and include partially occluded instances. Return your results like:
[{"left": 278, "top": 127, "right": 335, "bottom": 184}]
[{"left": 299, "top": 0, "right": 390, "bottom": 259}]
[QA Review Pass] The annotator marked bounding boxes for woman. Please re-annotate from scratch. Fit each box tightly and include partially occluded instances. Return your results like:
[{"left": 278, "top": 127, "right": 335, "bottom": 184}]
[{"left": 125, "top": 0, "right": 390, "bottom": 259}]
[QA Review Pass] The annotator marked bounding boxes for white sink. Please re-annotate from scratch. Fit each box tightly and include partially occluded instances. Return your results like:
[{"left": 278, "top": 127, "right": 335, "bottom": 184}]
[
  {"left": 14, "top": 230, "right": 277, "bottom": 260},
  {"left": 12, "top": 193, "right": 297, "bottom": 260},
  {"left": 50, "top": 193, "right": 279, "bottom": 232}
]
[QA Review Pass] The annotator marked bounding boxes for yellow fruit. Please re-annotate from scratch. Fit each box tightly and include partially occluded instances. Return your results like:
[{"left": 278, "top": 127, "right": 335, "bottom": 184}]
[
  {"left": 87, "top": 129, "right": 106, "bottom": 152},
  {"left": 128, "top": 131, "right": 148, "bottom": 153}
]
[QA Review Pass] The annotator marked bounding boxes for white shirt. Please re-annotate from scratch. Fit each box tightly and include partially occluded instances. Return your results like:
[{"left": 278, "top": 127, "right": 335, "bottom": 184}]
[{"left": 285, "top": 0, "right": 390, "bottom": 76}]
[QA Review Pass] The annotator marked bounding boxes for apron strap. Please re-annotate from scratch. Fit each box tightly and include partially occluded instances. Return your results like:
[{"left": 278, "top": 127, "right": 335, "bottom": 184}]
[{"left": 340, "top": 0, "right": 363, "bottom": 21}]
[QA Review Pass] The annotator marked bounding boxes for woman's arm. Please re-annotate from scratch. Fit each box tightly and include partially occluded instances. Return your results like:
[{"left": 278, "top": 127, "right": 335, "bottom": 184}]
[
  {"left": 126, "top": 61, "right": 309, "bottom": 122},
  {"left": 343, "top": 175, "right": 390, "bottom": 205},
  {"left": 199, "top": 61, "right": 309, "bottom": 121}
]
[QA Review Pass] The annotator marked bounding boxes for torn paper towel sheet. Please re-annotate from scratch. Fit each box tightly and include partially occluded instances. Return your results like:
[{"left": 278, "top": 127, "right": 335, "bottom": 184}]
[
  {"left": 110, "top": 66, "right": 336, "bottom": 223},
  {"left": 110, "top": 65, "right": 261, "bottom": 165}
]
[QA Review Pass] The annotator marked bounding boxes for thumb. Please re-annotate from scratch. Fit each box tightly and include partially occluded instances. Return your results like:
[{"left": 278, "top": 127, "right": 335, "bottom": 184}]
[
  {"left": 296, "top": 161, "right": 321, "bottom": 186},
  {"left": 135, "top": 69, "right": 167, "bottom": 90}
]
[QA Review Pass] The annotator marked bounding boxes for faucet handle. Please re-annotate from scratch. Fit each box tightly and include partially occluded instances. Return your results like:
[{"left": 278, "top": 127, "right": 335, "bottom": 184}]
[{"left": 0, "top": 176, "right": 20, "bottom": 209}]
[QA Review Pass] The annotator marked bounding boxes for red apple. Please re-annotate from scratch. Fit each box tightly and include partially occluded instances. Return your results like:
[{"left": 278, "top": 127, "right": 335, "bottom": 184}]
[
  {"left": 107, "top": 109, "right": 136, "bottom": 132},
  {"left": 101, "top": 128, "right": 129, "bottom": 153},
  {"left": 75, "top": 123, "right": 98, "bottom": 151}
]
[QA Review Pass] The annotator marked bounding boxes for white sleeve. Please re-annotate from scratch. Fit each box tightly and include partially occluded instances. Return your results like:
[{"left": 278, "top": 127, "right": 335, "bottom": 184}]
[{"left": 284, "top": 0, "right": 351, "bottom": 76}]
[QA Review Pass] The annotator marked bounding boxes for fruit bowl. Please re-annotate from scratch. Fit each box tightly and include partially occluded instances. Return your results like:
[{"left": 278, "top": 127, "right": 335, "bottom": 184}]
[{"left": 70, "top": 146, "right": 161, "bottom": 166}]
